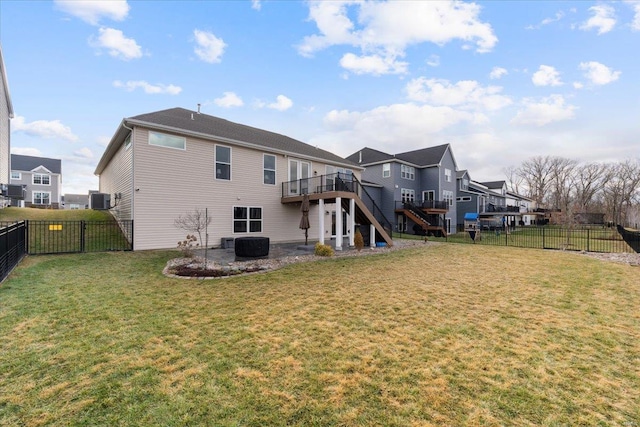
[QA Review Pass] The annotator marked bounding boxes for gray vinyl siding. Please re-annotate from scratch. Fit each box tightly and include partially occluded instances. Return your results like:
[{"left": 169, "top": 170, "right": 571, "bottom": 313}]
[
  {"left": 439, "top": 151, "right": 458, "bottom": 233},
  {"left": 10, "top": 169, "right": 61, "bottom": 205},
  {"left": 0, "top": 65, "right": 9, "bottom": 185},
  {"left": 360, "top": 163, "right": 396, "bottom": 229},
  {"left": 130, "top": 127, "right": 357, "bottom": 250},
  {"left": 99, "top": 133, "right": 133, "bottom": 221}
]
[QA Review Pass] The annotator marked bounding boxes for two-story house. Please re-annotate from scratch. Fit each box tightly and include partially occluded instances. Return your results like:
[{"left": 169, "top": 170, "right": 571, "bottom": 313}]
[
  {"left": 10, "top": 154, "right": 62, "bottom": 208},
  {"left": 346, "top": 144, "right": 459, "bottom": 236},
  {"left": 94, "top": 107, "right": 392, "bottom": 251},
  {"left": 1, "top": 43, "right": 14, "bottom": 207}
]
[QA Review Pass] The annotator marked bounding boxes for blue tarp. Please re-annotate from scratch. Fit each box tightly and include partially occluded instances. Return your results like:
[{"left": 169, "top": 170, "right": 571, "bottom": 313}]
[{"left": 464, "top": 213, "right": 479, "bottom": 221}]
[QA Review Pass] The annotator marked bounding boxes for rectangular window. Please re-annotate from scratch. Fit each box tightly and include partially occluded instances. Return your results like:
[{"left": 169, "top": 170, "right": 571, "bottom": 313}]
[
  {"left": 460, "top": 178, "right": 469, "bottom": 190},
  {"left": 33, "top": 191, "right": 51, "bottom": 205},
  {"left": 443, "top": 190, "right": 454, "bottom": 206},
  {"left": 456, "top": 196, "right": 472, "bottom": 202},
  {"left": 124, "top": 134, "right": 132, "bottom": 150},
  {"left": 33, "top": 173, "right": 51, "bottom": 185},
  {"left": 149, "top": 131, "right": 185, "bottom": 150},
  {"left": 445, "top": 168, "right": 452, "bottom": 182},
  {"left": 216, "top": 145, "right": 231, "bottom": 180},
  {"left": 401, "top": 188, "right": 415, "bottom": 203},
  {"left": 263, "top": 154, "right": 276, "bottom": 185},
  {"left": 401, "top": 164, "right": 415, "bottom": 180},
  {"left": 11, "top": 172, "right": 21, "bottom": 180},
  {"left": 382, "top": 163, "right": 391, "bottom": 178},
  {"left": 397, "top": 214, "right": 407, "bottom": 232},
  {"left": 233, "top": 206, "right": 262, "bottom": 233}
]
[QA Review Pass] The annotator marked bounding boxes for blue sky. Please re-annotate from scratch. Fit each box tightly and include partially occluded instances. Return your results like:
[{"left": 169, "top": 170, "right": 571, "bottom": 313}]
[{"left": 1, "top": 0, "right": 639, "bottom": 194}]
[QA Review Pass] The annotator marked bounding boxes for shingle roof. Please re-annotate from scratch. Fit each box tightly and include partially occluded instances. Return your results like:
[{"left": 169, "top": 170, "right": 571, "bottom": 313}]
[
  {"left": 127, "top": 108, "right": 357, "bottom": 167},
  {"left": 11, "top": 154, "right": 61, "bottom": 174},
  {"left": 394, "top": 144, "right": 450, "bottom": 166},
  {"left": 345, "top": 147, "right": 394, "bottom": 165},
  {"left": 481, "top": 180, "right": 506, "bottom": 189}
]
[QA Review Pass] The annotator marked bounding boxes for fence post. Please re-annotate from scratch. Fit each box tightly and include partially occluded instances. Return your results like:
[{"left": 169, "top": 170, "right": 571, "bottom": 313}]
[
  {"left": 542, "top": 227, "right": 545, "bottom": 249},
  {"left": 587, "top": 229, "right": 590, "bottom": 252},
  {"left": 80, "top": 220, "right": 86, "bottom": 253}
]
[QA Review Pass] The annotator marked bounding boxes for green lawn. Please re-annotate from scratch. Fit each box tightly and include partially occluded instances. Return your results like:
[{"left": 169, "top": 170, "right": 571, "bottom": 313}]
[{"left": 1, "top": 244, "right": 639, "bottom": 426}]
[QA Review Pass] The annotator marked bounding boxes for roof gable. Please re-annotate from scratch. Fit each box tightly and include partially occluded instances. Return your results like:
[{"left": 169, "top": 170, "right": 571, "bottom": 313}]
[
  {"left": 11, "top": 154, "right": 61, "bottom": 174},
  {"left": 345, "top": 147, "right": 394, "bottom": 165}
]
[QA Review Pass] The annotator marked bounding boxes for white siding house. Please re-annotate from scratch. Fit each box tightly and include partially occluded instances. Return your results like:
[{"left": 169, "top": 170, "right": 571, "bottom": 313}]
[
  {"left": 95, "top": 108, "right": 366, "bottom": 250},
  {"left": 0, "top": 43, "right": 14, "bottom": 200},
  {"left": 10, "top": 154, "right": 62, "bottom": 208}
]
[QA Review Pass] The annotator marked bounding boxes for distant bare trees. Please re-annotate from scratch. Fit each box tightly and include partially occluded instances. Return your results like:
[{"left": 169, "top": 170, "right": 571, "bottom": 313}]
[{"left": 507, "top": 156, "right": 640, "bottom": 227}]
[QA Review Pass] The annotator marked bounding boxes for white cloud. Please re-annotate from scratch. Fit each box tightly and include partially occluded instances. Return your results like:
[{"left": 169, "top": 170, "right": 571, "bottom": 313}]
[
  {"left": 193, "top": 29, "right": 226, "bottom": 63},
  {"left": 631, "top": 1, "right": 640, "bottom": 31},
  {"left": 54, "top": 0, "right": 129, "bottom": 25},
  {"left": 89, "top": 27, "right": 142, "bottom": 60},
  {"left": 532, "top": 65, "right": 563, "bottom": 86},
  {"left": 73, "top": 147, "right": 94, "bottom": 159},
  {"left": 298, "top": 1, "right": 497, "bottom": 75},
  {"left": 251, "top": 0, "right": 261, "bottom": 11},
  {"left": 580, "top": 4, "right": 616, "bottom": 34},
  {"left": 268, "top": 95, "right": 293, "bottom": 111},
  {"left": 573, "top": 81, "right": 584, "bottom": 89},
  {"left": 214, "top": 92, "right": 244, "bottom": 108},
  {"left": 426, "top": 54, "right": 440, "bottom": 67},
  {"left": 406, "top": 78, "right": 512, "bottom": 111},
  {"left": 314, "top": 103, "right": 480, "bottom": 157},
  {"left": 11, "top": 147, "right": 43, "bottom": 157},
  {"left": 489, "top": 66, "right": 508, "bottom": 80},
  {"left": 511, "top": 95, "right": 576, "bottom": 126},
  {"left": 526, "top": 11, "right": 565, "bottom": 30},
  {"left": 113, "top": 80, "right": 182, "bottom": 95},
  {"left": 339, "top": 53, "right": 408, "bottom": 75},
  {"left": 12, "top": 116, "right": 79, "bottom": 142},
  {"left": 579, "top": 61, "right": 621, "bottom": 85}
]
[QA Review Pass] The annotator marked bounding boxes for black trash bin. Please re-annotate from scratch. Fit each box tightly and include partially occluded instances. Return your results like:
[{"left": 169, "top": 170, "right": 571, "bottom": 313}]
[{"left": 235, "top": 237, "right": 270, "bottom": 258}]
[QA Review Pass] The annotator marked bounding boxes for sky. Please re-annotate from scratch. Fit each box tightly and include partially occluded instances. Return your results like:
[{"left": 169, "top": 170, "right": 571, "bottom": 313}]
[{"left": 1, "top": 0, "right": 639, "bottom": 194}]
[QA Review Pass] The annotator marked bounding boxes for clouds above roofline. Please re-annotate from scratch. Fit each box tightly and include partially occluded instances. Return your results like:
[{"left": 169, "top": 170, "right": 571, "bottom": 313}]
[
  {"left": 54, "top": 0, "right": 130, "bottom": 25},
  {"left": 113, "top": 80, "right": 182, "bottom": 95},
  {"left": 12, "top": 116, "right": 79, "bottom": 142}
]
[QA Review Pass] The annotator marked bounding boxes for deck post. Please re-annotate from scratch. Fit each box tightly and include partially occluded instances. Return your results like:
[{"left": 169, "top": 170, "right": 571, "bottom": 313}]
[
  {"left": 370, "top": 224, "right": 376, "bottom": 247},
  {"left": 348, "top": 198, "right": 355, "bottom": 247},
  {"left": 318, "top": 198, "right": 325, "bottom": 245},
  {"left": 335, "top": 196, "right": 342, "bottom": 251}
]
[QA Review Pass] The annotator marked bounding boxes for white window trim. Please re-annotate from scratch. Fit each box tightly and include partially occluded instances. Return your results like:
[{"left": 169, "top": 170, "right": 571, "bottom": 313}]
[
  {"left": 11, "top": 172, "right": 21, "bottom": 180},
  {"left": 32, "top": 191, "right": 51, "bottom": 205},
  {"left": 33, "top": 173, "right": 51, "bottom": 186},
  {"left": 233, "top": 206, "right": 263, "bottom": 234},
  {"left": 401, "top": 164, "right": 415, "bottom": 180},
  {"left": 401, "top": 188, "right": 415, "bottom": 203},
  {"left": 445, "top": 168, "right": 452, "bottom": 183},
  {"left": 215, "top": 144, "right": 232, "bottom": 181},
  {"left": 382, "top": 163, "right": 391, "bottom": 178},
  {"left": 263, "top": 154, "right": 276, "bottom": 186},
  {"left": 148, "top": 131, "right": 186, "bottom": 150}
]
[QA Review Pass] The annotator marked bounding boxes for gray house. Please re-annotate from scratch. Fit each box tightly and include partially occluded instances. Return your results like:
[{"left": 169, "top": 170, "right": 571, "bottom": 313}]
[
  {"left": 10, "top": 154, "right": 62, "bottom": 208},
  {"left": 346, "top": 144, "right": 459, "bottom": 236},
  {"left": 95, "top": 107, "right": 392, "bottom": 250},
  {"left": 0, "top": 43, "right": 14, "bottom": 206},
  {"left": 63, "top": 193, "right": 89, "bottom": 210}
]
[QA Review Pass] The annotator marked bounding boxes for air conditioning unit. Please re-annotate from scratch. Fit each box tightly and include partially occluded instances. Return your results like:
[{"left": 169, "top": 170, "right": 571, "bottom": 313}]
[
  {"left": 2, "top": 184, "right": 26, "bottom": 200},
  {"left": 91, "top": 193, "right": 111, "bottom": 210}
]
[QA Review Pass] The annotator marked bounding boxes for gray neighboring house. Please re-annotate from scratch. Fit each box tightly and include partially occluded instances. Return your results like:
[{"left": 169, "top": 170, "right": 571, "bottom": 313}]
[
  {"left": 0, "top": 43, "right": 14, "bottom": 206},
  {"left": 94, "top": 107, "right": 393, "bottom": 251},
  {"left": 346, "top": 144, "right": 459, "bottom": 236},
  {"left": 63, "top": 193, "right": 89, "bottom": 209},
  {"left": 10, "top": 154, "right": 62, "bottom": 208}
]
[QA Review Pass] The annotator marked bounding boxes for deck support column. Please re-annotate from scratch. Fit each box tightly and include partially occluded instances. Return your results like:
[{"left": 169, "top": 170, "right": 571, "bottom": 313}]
[
  {"left": 348, "top": 198, "right": 355, "bottom": 247},
  {"left": 335, "top": 196, "right": 342, "bottom": 251},
  {"left": 318, "top": 198, "right": 325, "bottom": 245},
  {"left": 370, "top": 224, "right": 376, "bottom": 247}
]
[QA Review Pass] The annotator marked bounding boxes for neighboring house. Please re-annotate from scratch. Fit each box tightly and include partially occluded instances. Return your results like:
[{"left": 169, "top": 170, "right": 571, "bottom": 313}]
[
  {"left": 0, "top": 43, "right": 14, "bottom": 207},
  {"left": 10, "top": 154, "right": 62, "bottom": 208},
  {"left": 94, "top": 107, "right": 392, "bottom": 251},
  {"left": 63, "top": 193, "right": 89, "bottom": 210},
  {"left": 346, "top": 144, "right": 458, "bottom": 236}
]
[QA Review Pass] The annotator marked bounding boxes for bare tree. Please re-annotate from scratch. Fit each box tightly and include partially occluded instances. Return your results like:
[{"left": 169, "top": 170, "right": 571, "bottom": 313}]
[
  {"left": 574, "top": 162, "right": 605, "bottom": 212},
  {"left": 517, "top": 156, "right": 554, "bottom": 208},
  {"left": 174, "top": 208, "right": 212, "bottom": 249},
  {"left": 601, "top": 160, "right": 640, "bottom": 226},
  {"left": 503, "top": 165, "right": 524, "bottom": 194}
]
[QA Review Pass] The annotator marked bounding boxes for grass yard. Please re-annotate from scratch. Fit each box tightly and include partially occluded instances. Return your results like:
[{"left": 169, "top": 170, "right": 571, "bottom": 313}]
[{"left": 1, "top": 244, "right": 639, "bottom": 426}]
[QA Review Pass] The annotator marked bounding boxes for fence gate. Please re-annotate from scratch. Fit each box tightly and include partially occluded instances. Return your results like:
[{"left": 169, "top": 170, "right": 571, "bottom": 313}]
[{"left": 27, "top": 220, "right": 133, "bottom": 255}]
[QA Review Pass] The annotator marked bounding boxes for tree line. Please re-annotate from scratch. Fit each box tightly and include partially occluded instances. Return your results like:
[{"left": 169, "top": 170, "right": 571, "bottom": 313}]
[{"left": 504, "top": 156, "right": 640, "bottom": 227}]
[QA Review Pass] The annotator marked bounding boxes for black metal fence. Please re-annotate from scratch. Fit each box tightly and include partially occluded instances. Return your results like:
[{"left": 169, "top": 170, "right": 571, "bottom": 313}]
[
  {"left": 25, "top": 220, "right": 133, "bottom": 255},
  {"left": 0, "top": 222, "right": 27, "bottom": 283},
  {"left": 402, "top": 225, "right": 639, "bottom": 253}
]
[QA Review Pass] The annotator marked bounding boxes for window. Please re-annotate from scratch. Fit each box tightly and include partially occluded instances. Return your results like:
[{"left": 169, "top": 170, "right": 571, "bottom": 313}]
[
  {"left": 401, "top": 188, "right": 415, "bottom": 203},
  {"left": 460, "top": 178, "right": 469, "bottom": 190},
  {"left": 233, "top": 206, "right": 262, "bottom": 233},
  {"left": 11, "top": 172, "right": 21, "bottom": 180},
  {"left": 443, "top": 190, "right": 454, "bottom": 206},
  {"left": 457, "top": 196, "right": 472, "bottom": 202},
  {"left": 382, "top": 163, "right": 391, "bottom": 178},
  {"left": 33, "top": 191, "right": 51, "bottom": 205},
  {"left": 401, "top": 164, "right": 415, "bottom": 180},
  {"left": 263, "top": 154, "right": 276, "bottom": 185},
  {"left": 397, "top": 214, "right": 407, "bottom": 232},
  {"left": 33, "top": 173, "right": 50, "bottom": 185},
  {"left": 124, "top": 134, "right": 132, "bottom": 150},
  {"left": 148, "top": 131, "right": 185, "bottom": 150},
  {"left": 445, "top": 168, "right": 452, "bottom": 182},
  {"left": 216, "top": 145, "right": 231, "bottom": 180}
]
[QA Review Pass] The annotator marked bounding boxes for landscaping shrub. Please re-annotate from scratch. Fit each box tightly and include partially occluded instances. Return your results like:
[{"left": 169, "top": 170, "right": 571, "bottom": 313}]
[{"left": 314, "top": 242, "right": 334, "bottom": 257}]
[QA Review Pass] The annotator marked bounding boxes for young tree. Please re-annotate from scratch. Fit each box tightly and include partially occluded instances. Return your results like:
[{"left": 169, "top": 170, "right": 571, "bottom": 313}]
[{"left": 174, "top": 208, "right": 212, "bottom": 251}]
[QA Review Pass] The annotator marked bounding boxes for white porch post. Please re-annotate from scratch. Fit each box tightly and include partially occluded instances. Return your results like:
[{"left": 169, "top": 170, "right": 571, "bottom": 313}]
[
  {"left": 370, "top": 224, "right": 376, "bottom": 248},
  {"left": 349, "top": 198, "right": 355, "bottom": 247},
  {"left": 335, "top": 196, "right": 342, "bottom": 251},
  {"left": 318, "top": 198, "right": 325, "bottom": 245}
]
